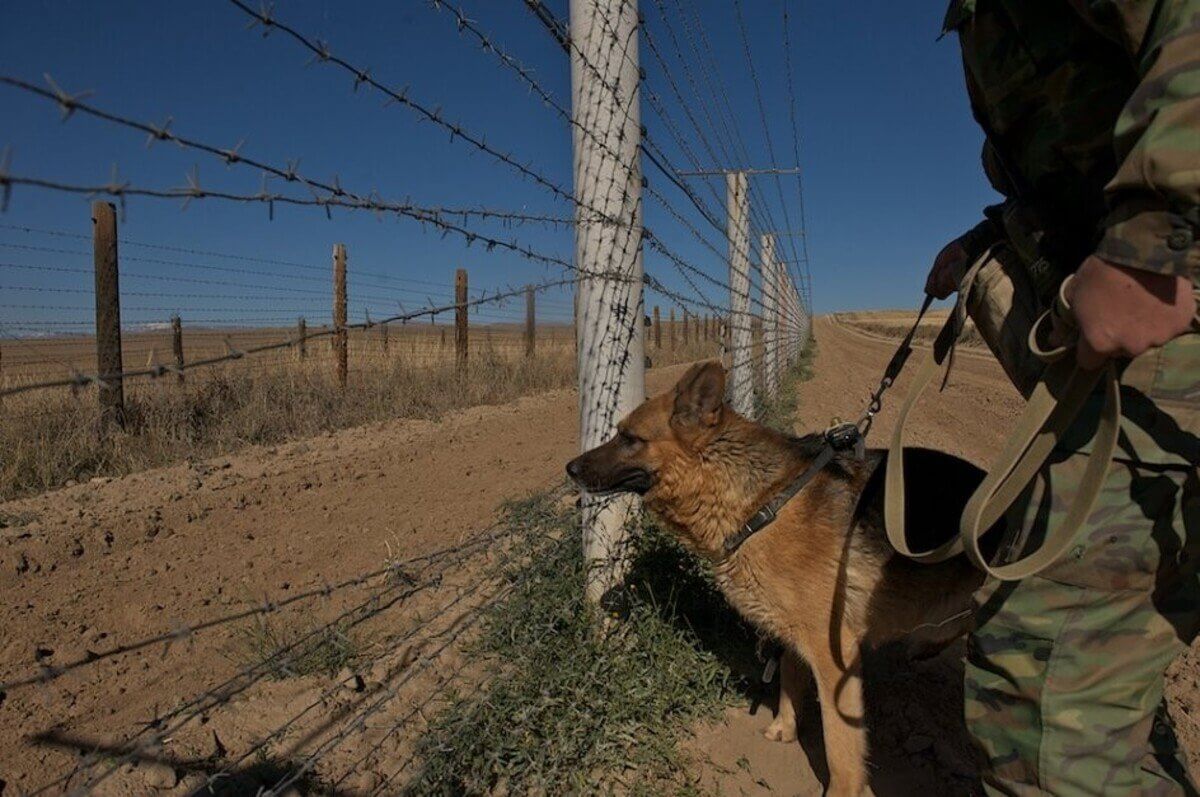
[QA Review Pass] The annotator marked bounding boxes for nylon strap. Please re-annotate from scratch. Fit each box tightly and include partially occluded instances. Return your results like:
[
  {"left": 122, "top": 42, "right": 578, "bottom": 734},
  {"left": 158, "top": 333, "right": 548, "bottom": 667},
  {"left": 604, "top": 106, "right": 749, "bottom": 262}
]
[
  {"left": 883, "top": 254, "right": 985, "bottom": 563},
  {"left": 722, "top": 441, "right": 839, "bottom": 556},
  {"left": 884, "top": 272, "right": 1121, "bottom": 580}
]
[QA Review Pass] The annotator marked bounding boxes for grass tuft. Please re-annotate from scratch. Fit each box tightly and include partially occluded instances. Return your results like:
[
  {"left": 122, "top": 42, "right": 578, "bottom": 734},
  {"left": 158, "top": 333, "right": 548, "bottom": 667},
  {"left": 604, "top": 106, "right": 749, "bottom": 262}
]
[
  {"left": 228, "top": 614, "right": 361, "bottom": 680},
  {"left": 403, "top": 355, "right": 814, "bottom": 795},
  {"left": 403, "top": 494, "right": 748, "bottom": 796},
  {"left": 755, "top": 338, "right": 815, "bottom": 433}
]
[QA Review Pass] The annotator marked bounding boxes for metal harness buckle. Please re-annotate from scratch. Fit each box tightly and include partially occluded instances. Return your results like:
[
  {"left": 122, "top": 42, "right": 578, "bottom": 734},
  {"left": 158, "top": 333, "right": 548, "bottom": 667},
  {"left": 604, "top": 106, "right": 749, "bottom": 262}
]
[
  {"left": 743, "top": 504, "right": 777, "bottom": 535},
  {"left": 824, "top": 421, "right": 861, "bottom": 451}
]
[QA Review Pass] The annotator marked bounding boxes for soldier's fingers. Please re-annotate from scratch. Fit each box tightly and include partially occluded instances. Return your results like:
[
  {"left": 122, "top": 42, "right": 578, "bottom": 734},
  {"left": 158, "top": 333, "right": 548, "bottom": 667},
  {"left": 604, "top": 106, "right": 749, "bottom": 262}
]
[{"left": 1075, "top": 334, "right": 1108, "bottom": 371}]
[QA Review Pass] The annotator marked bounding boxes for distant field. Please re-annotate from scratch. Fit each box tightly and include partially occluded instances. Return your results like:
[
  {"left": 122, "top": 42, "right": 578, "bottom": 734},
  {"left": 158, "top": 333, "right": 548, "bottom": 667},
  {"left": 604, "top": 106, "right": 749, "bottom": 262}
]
[
  {"left": 0, "top": 320, "right": 721, "bottom": 500},
  {"left": 0, "top": 322, "right": 574, "bottom": 385},
  {"left": 832, "top": 308, "right": 986, "bottom": 349}
]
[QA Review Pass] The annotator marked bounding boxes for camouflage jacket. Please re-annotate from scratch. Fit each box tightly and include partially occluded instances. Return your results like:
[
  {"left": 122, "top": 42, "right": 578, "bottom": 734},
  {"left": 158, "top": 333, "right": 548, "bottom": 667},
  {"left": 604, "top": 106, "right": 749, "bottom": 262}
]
[{"left": 946, "top": 0, "right": 1200, "bottom": 279}]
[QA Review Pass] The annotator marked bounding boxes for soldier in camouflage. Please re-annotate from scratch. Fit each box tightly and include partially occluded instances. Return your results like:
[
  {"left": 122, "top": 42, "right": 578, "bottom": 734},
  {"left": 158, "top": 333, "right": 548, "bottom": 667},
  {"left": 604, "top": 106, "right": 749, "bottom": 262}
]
[{"left": 925, "top": 1, "right": 1199, "bottom": 794}]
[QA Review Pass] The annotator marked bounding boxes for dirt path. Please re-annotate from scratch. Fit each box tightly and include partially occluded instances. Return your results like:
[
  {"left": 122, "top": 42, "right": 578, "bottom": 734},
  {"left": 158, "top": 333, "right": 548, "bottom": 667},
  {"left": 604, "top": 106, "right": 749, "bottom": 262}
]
[
  {"left": 688, "top": 316, "right": 1200, "bottom": 796},
  {"left": 0, "top": 365, "right": 694, "bottom": 795},
  {"left": 2, "top": 319, "right": 1196, "bottom": 795}
]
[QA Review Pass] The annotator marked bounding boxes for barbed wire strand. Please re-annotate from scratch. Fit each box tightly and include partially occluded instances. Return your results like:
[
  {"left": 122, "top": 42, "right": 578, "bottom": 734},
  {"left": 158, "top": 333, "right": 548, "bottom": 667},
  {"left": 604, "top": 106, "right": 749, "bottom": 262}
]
[{"left": 0, "top": 277, "right": 577, "bottom": 398}]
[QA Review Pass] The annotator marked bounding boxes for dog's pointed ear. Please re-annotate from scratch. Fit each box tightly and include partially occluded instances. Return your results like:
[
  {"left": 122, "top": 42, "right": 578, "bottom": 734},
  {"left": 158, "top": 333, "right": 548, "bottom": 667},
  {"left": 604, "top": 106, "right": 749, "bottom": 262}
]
[{"left": 673, "top": 360, "right": 725, "bottom": 427}]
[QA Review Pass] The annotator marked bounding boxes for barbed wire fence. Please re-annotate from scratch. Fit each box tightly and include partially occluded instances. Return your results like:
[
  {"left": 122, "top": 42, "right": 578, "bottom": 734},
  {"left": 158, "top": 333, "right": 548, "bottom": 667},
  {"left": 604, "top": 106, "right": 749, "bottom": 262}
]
[{"left": 0, "top": 0, "right": 813, "bottom": 792}]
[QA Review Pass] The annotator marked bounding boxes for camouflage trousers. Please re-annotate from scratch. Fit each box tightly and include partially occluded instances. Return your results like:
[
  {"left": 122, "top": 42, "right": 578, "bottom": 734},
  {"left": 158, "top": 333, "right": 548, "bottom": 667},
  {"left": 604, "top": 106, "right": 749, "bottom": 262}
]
[{"left": 965, "top": 329, "right": 1200, "bottom": 796}]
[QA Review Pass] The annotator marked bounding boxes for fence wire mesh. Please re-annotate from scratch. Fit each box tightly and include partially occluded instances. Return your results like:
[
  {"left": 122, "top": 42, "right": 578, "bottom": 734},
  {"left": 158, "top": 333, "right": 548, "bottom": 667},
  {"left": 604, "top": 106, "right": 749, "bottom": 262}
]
[{"left": 0, "top": 1, "right": 815, "bottom": 792}]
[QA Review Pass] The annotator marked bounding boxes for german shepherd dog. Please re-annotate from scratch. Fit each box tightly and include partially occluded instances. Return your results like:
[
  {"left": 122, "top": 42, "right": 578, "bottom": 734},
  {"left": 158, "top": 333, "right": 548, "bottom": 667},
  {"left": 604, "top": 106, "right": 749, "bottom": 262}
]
[{"left": 566, "top": 362, "right": 990, "bottom": 796}]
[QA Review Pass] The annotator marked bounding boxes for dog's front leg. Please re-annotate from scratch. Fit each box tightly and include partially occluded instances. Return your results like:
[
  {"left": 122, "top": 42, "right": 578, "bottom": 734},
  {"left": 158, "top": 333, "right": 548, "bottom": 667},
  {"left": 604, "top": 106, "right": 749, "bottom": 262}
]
[
  {"left": 764, "top": 649, "right": 807, "bottom": 743},
  {"left": 808, "top": 644, "right": 869, "bottom": 797}
]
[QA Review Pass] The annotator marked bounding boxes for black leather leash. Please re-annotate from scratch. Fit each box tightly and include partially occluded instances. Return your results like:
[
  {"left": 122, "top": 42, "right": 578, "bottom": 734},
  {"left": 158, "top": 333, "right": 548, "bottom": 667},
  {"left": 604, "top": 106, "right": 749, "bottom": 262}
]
[{"left": 722, "top": 295, "right": 936, "bottom": 558}]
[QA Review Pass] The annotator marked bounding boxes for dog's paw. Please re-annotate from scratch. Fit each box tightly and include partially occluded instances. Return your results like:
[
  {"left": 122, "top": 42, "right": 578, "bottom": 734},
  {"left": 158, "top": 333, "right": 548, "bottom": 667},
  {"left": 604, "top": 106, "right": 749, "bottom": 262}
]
[{"left": 762, "top": 719, "right": 797, "bottom": 743}]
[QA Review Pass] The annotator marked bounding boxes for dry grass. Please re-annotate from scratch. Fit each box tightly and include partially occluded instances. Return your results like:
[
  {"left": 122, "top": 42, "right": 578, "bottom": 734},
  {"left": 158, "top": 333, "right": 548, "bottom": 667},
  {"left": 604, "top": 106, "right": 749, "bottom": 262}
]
[
  {"left": 834, "top": 310, "right": 986, "bottom": 349},
  {"left": 0, "top": 323, "right": 721, "bottom": 501}
]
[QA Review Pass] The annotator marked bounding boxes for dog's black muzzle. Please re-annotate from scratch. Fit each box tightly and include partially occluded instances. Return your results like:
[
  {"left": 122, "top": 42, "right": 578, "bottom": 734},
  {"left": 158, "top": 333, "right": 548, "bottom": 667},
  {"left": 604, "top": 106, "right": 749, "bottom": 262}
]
[{"left": 566, "top": 456, "right": 655, "bottom": 496}]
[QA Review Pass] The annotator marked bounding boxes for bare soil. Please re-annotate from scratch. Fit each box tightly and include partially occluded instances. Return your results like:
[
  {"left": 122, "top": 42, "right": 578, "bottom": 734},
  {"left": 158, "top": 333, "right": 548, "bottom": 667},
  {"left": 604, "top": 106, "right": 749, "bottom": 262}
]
[
  {"left": 0, "top": 363, "right": 693, "bottom": 795},
  {"left": 0, "top": 315, "right": 1195, "bottom": 796}
]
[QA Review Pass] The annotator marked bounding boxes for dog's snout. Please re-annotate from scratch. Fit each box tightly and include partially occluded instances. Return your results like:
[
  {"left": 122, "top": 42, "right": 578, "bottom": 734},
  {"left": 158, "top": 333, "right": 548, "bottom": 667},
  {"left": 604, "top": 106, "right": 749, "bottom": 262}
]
[{"left": 565, "top": 457, "right": 582, "bottom": 482}]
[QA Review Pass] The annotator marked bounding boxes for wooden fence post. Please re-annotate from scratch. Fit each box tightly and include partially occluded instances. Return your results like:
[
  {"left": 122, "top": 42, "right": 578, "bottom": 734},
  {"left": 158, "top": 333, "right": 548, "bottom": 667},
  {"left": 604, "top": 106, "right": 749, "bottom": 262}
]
[
  {"left": 297, "top": 317, "right": 307, "bottom": 360},
  {"left": 681, "top": 310, "right": 689, "bottom": 346},
  {"left": 333, "top": 244, "right": 348, "bottom": 389},
  {"left": 455, "top": 268, "right": 468, "bottom": 372},
  {"left": 171, "top": 314, "right": 185, "bottom": 384},
  {"left": 381, "top": 321, "right": 389, "bottom": 354},
  {"left": 525, "top": 284, "right": 536, "bottom": 357},
  {"left": 653, "top": 305, "right": 661, "bottom": 349},
  {"left": 92, "top": 201, "right": 124, "bottom": 429},
  {"left": 440, "top": 327, "right": 447, "bottom": 348},
  {"left": 669, "top": 307, "right": 676, "bottom": 351}
]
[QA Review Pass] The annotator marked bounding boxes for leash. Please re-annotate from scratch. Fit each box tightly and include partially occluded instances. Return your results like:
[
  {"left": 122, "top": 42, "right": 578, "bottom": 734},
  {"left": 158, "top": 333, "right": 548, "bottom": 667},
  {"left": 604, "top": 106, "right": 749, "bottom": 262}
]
[
  {"left": 883, "top": 273, "right": 1122, "bottom": 580},
  {"left": 725, "top": 271, "right": 1117, "bottom": 583},
  {"left": 723, "top": 296, "right": 937, "bottom": 558}
]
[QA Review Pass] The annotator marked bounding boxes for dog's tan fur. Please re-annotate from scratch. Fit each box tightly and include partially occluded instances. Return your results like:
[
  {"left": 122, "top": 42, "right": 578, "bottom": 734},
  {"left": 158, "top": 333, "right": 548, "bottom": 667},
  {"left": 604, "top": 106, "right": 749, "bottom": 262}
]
[{"left": 567, "top": 362, "right": 987, "bottom": 796}]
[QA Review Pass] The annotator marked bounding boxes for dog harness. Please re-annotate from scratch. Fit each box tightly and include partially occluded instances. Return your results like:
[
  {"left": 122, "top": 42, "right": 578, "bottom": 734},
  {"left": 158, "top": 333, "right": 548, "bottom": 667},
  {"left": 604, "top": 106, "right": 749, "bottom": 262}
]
[
  {"left": 722, "top": 297, "right": 936, "bottom": 558},
  {"left": 722, "top": 421, "right": 865, "bottom": 556}
]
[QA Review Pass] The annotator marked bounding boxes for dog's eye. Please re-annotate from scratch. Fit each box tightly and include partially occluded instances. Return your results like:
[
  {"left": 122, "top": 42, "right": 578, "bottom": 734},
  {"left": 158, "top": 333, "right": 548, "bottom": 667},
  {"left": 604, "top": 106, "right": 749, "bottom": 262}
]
[{"left": 619, "top": 430, "right": 643, "bottom": 447}]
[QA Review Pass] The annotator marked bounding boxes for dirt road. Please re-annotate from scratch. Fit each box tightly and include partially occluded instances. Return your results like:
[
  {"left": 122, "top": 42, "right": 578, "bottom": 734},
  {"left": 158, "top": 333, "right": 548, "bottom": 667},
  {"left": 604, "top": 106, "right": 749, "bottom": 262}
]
[
  {"left": 0, "top": 364, "right": 695, "bottom": 794},
  {"left": 1, "top": 316, "right": 1196, "bottom": 795}
]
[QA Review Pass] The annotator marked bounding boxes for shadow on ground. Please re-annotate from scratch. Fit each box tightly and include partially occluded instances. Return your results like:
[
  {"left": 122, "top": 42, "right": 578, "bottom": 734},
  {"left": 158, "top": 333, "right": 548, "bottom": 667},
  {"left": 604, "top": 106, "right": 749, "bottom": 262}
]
[
  {"left": 31, "top": 729, "right": 344, "bottom": 796},
  {"left": 630, "top": 533, "right": 984, "bottom": 795}
]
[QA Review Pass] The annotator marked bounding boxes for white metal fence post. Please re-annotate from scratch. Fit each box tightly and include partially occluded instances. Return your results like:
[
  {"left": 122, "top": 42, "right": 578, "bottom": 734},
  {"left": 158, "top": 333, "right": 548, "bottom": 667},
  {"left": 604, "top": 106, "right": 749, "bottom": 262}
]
[
  {"left": 783, "top": 271, "right": 798, "bottom": 364},
  {"left": 727, "top": 171, "right": 753, "bottom": 416},
  {"left": 571, "top": 0, "right": 645, "bottom": 608},
  {"left": 760, "top": 233, "right": 778, "bottom": 401}
]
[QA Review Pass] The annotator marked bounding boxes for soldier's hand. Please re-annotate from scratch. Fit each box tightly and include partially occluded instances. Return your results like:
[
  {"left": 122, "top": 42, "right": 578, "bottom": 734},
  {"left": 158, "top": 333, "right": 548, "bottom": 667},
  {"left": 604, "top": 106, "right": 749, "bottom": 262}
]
[
  {"left": 1067, "top": 256, "right": 1196, "bottom": 370},
  {"left": 926, "top": 238, "right": 969, "bottom": 299}
]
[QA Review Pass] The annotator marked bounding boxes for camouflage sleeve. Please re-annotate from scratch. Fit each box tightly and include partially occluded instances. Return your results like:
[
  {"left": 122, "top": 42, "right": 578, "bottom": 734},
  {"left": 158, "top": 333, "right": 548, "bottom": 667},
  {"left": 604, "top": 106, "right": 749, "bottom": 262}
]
[{"left": 1094, "top": 0, "right": 1200, "bottom": 276}]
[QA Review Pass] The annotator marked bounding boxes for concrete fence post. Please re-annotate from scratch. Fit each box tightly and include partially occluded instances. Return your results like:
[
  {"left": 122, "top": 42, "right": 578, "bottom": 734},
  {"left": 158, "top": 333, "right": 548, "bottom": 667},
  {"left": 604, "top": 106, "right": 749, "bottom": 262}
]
[
  {"left": 571, "top": 0, "right": 645, "bottom": 608},
  {"left": 727, "top": 172, "right": 753, "bottom": 416},
  {"left": 761, "top": 233, "right": 778, "bottom": 401}
]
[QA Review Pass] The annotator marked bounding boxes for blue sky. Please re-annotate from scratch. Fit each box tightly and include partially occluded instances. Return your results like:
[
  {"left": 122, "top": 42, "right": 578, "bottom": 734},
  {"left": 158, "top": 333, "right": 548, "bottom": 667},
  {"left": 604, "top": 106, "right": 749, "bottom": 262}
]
[{"left": 0, "top": 0, "right": 1000, "bottom": 334}]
